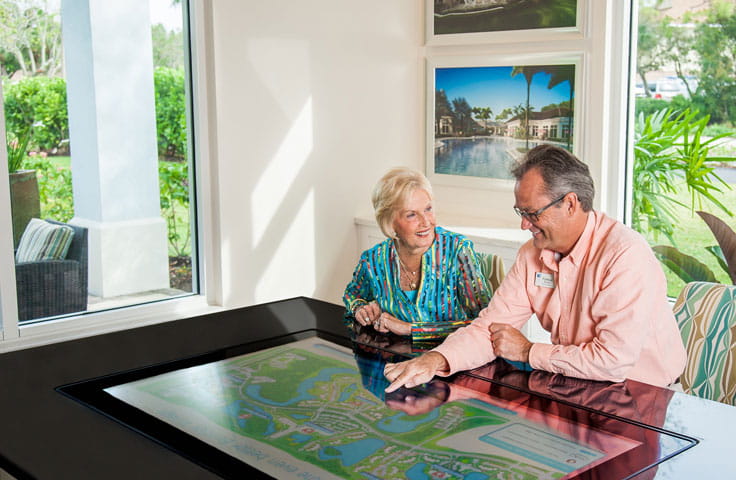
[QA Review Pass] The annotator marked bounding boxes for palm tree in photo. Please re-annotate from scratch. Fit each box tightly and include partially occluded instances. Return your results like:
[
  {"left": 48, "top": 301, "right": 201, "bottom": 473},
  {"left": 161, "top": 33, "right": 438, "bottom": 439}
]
[
  {"left": 545, "top": 64, "right": 575, "bottom": 149},
  {"left": 511, "top": 65, "right": 544, "bottom": 150},
  {"left": 472, "top": 106, "right": 493, "bottom": 134},
  {"left": 512, "top": 104, "right": 526, "bottom": 138}
]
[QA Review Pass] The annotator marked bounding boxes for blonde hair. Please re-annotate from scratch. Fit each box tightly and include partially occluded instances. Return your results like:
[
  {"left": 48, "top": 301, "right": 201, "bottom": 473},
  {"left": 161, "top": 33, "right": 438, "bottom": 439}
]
[{"left": 372, "top": 167, "right": 433, "bottom": 238}]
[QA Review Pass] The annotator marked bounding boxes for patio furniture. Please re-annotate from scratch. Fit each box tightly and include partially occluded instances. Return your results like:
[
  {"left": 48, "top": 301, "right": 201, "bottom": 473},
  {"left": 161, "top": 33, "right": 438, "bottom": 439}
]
[{"left": 15, "top": 220, "right": 88, "bottom": 321}]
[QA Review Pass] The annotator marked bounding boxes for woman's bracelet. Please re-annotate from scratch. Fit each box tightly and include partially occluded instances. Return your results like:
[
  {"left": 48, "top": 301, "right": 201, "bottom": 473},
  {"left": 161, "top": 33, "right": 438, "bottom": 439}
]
[{"left": 351, "top": 301, "right": 367, "bottom": 317}]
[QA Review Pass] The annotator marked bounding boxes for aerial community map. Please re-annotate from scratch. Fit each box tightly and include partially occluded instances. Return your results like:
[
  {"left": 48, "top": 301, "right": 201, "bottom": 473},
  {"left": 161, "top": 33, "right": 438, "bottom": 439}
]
[{"left": 106, "top": 338, "right": 637, "bottom": 479}]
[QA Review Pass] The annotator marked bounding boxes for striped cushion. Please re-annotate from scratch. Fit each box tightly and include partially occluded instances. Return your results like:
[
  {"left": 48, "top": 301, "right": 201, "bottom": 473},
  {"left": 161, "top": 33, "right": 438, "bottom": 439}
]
[
  {"left": 15, "top": 218, "right": 75, "bottom": 263},
  {"left": 475, "top": 252, "right": 506, "bottom": 295},
  {"left": 673, "top": 281, "right": 736, "bottom": 406}
]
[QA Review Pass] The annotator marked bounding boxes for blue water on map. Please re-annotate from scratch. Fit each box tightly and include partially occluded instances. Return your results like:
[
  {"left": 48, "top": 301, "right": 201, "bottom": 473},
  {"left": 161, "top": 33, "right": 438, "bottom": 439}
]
[
  {"left": 317, "top": 438, "right": 384, "bottom": 467},
  {"left": 376, "top": 410, "right": 440, "bottom": 433},
  {"left": 338, "top": 383, "right": 357, "bottom": 402},
  {"left": 290, "top": 414, "right": 309, "bottom": 419},
  {"left": 406, "top": 463, "right": 429, "bottom": 480},
  {"left": 245, "top": 367, "right": 354, "bottom": 406},
  {"left": 288, "top": 433, "right": 312, "bottom": 444}
]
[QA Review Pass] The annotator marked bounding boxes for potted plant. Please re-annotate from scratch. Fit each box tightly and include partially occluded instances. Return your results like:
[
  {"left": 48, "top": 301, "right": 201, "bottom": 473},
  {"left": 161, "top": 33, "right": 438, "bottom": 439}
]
[{"left": 7, "top": 125, "right": 41, "bottom": 248}]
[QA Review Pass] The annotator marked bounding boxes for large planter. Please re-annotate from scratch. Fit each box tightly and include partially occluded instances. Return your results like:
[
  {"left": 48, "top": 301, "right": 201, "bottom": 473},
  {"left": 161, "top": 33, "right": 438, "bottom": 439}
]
[{"left": 9, "top": 170, "right": 41, "bottom": 248}]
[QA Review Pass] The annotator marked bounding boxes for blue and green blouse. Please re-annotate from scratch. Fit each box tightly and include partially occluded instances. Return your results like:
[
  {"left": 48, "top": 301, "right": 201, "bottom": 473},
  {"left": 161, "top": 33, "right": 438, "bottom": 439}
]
[{"left": 343, "top": 227, "right": 491, "bottom": 342}]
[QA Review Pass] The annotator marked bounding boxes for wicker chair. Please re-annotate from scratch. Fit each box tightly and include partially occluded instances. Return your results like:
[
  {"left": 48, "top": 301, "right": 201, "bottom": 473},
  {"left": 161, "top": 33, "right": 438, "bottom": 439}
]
[{"left": 15, "top": 220, "right": 88, "bottom": 322}]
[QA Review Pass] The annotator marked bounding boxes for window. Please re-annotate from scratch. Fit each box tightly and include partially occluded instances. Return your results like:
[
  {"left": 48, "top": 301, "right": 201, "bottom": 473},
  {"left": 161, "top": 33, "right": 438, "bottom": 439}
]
[
  {"left": 630, "top": 0, "right": 736, "bottom": 297},
  {"left": 2, "top": 0, "right": 198, "bottom": 328}
]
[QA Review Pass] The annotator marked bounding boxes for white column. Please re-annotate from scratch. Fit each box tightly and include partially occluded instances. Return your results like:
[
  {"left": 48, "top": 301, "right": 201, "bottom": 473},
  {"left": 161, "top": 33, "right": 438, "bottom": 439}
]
[{"left": 61, "top": 0, "right": 169, "bottom": 297}]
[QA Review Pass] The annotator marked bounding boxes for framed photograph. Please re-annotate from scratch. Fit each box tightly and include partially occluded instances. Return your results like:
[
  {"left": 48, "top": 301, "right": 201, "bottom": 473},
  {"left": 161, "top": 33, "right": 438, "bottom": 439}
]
[
  {"left": 426, "top": 53, "right": 582, "bottom": 189},
  {"left": 426, "top": 0, "right": 585, "bottom": 45}
]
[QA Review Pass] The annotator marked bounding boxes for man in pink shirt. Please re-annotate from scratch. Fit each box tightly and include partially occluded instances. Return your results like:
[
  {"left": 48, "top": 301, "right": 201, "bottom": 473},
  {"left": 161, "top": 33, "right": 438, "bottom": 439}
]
[{"left": 384, "top": 145, "right": 686, "bottom": 390}]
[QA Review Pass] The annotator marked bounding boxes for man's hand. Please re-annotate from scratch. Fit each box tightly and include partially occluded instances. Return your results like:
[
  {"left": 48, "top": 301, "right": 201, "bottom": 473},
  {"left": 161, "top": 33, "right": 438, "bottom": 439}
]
[
  {"left": 488, "top": 323, "right": 533, "bottom": 363},
  {"left": 383, "top": 352, "right": 449, "bottom": 393},
  {"left": 385, "top": 380, "right": 450, "bottom": 415}
]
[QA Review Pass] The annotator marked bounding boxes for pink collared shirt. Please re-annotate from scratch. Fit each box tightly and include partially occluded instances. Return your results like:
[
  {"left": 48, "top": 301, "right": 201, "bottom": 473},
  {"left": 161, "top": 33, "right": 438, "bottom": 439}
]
[{"left": 433, "top": 211, "right": 686, "bottom": 387}]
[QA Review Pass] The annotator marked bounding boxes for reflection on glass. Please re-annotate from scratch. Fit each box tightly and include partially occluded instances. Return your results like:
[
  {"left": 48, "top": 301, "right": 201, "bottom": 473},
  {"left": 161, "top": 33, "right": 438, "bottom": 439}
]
[{"left": 89, "top": 337, "right": 695, "bottom": 479}]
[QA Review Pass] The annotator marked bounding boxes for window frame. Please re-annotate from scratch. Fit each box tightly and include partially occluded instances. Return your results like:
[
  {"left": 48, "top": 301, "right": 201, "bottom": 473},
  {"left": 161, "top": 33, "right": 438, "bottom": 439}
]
[{"left": 0, "top": 0, "right": 223, "bottom": 352}]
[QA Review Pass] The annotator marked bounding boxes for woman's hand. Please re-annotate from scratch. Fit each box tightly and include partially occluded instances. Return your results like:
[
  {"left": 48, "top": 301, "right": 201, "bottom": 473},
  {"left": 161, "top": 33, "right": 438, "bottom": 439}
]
[
  {"left": 354, "top": 301, "right": 382, "bottom": 327},
  {"left": 374, "top": 312, "right": 411, "bottom": 336}
]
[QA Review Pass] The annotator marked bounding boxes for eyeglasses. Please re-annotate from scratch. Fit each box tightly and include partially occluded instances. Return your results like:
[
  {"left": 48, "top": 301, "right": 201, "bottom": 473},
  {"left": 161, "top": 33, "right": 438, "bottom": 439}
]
[{"left": 513, "top": 194, "right": 568, "bottom": 223}]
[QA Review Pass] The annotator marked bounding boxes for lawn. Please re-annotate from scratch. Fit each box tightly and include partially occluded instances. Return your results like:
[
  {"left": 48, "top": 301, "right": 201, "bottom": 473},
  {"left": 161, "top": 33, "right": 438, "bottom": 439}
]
[{"left": 641, "top": 177, "right": 736, "bottom": 298}]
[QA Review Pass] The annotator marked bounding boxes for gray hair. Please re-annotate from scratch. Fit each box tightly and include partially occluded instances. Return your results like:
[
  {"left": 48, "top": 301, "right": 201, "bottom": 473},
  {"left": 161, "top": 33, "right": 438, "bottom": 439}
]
[
  {"left": 511, "top": 144, "right": 595, "bottom": 212},
  {"left": 372, "top": 167, "right": 433, "bottom": 238}
]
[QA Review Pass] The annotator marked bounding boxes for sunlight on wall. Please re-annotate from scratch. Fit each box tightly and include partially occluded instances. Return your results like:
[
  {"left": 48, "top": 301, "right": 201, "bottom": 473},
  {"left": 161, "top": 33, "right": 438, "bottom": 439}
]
[
  {"left": 251, "top": 97, "right": 314, "bottom": 246},
  {"left": 255, "top": 189, "right": 316, "bottom": 302}
]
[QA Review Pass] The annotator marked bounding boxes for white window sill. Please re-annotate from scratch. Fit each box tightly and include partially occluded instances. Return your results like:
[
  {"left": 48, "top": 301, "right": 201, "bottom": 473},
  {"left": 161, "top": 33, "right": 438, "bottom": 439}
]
[{"left": 1, "top": 295, "right": 222, "bottom": 353}]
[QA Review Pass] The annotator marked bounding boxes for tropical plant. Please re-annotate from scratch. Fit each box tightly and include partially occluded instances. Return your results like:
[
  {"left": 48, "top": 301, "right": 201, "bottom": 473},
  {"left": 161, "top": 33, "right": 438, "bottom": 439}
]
[
  {"left": 5, "top": 124, "right": 32, "bottom": 172},
  {"left": 653, "top": 211, "right": 736, "bottom": 285},
  {"left": 632, "top": 107, "right": 735, "bottom": 243}
]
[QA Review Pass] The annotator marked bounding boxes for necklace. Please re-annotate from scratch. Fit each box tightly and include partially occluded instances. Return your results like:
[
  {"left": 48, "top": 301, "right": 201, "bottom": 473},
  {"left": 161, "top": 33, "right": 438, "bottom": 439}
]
[{"left": 397, "top": 254, "right": 418, "bottom": 290}]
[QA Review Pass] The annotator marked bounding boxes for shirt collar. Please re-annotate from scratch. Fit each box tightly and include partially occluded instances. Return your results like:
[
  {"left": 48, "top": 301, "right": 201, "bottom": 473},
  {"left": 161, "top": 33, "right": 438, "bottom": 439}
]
[{"left": 538, "top": 211, "right": 595, "bottom": 268}]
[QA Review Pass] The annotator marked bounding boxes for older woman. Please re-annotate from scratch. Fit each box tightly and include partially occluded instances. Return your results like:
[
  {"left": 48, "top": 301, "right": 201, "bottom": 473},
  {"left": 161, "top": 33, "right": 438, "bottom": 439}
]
[{"left": 343, "top": 167, "right": 491, "bottom": 343}]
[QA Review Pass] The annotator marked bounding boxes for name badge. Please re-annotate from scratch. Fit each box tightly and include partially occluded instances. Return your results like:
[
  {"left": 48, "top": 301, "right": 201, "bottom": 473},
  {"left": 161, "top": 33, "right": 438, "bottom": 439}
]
[{"left": 534, "top": 272, "right": 555, "bottom": 289}]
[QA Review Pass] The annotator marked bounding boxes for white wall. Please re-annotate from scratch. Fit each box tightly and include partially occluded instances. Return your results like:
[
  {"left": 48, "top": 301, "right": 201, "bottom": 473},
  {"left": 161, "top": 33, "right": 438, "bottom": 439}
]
[
  {"left": 210, "top": 1, "right": 425, "bottom": 307},
  {"left": 208, "top": 1, "right": 630, "bottom": 308}
]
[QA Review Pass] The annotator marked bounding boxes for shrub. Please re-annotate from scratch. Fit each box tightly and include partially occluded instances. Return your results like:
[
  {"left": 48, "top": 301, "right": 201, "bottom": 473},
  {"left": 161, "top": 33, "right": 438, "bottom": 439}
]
[
  {"left": 23, "top": 156, "right": 74, "bottom": 222},
  {"left": 634, "top": 97, "right": 670, "bottom": 118},
  {"left": 153, "top": 67, "right": 187, "bottom": 160},
  {"left": 159, "top": 159, "right": 190, "bottom": 257},
  {"left": 4, "top": 69, "right": 187, "bottom": 160},
  {"left": 3, "top": 77, "right": 69, "bottom": 153}
]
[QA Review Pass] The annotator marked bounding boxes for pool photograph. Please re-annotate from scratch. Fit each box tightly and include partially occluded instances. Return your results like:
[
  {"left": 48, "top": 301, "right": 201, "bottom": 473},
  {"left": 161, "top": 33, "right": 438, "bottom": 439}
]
[{"left": 431, "top": 62, "right": 576, "bottom": 181}]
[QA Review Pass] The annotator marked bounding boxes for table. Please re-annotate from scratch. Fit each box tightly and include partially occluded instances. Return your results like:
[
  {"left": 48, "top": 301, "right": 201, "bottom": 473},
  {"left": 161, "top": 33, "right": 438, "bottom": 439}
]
[{"left": 0, "top": 297, "right": 734, "bottom": 479}]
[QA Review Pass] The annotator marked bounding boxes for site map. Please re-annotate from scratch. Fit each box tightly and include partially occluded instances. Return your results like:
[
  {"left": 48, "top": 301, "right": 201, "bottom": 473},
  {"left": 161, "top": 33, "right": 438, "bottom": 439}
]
[{"left": 106, "top": 338, "right": 636, "bottom": 479}]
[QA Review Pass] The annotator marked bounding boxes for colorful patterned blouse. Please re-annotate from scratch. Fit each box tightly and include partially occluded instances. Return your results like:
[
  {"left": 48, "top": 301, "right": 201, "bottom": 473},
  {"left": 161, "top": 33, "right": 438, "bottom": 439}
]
[{"left": 343, "top": 227, "right": 491, "bottom": 343}]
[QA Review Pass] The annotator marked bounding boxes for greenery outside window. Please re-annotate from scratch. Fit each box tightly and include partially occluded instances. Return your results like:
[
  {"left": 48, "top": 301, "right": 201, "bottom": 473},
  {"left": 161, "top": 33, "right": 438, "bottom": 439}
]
[{"left": 630, "top": 0, "right": 736, "bottom": 297}]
